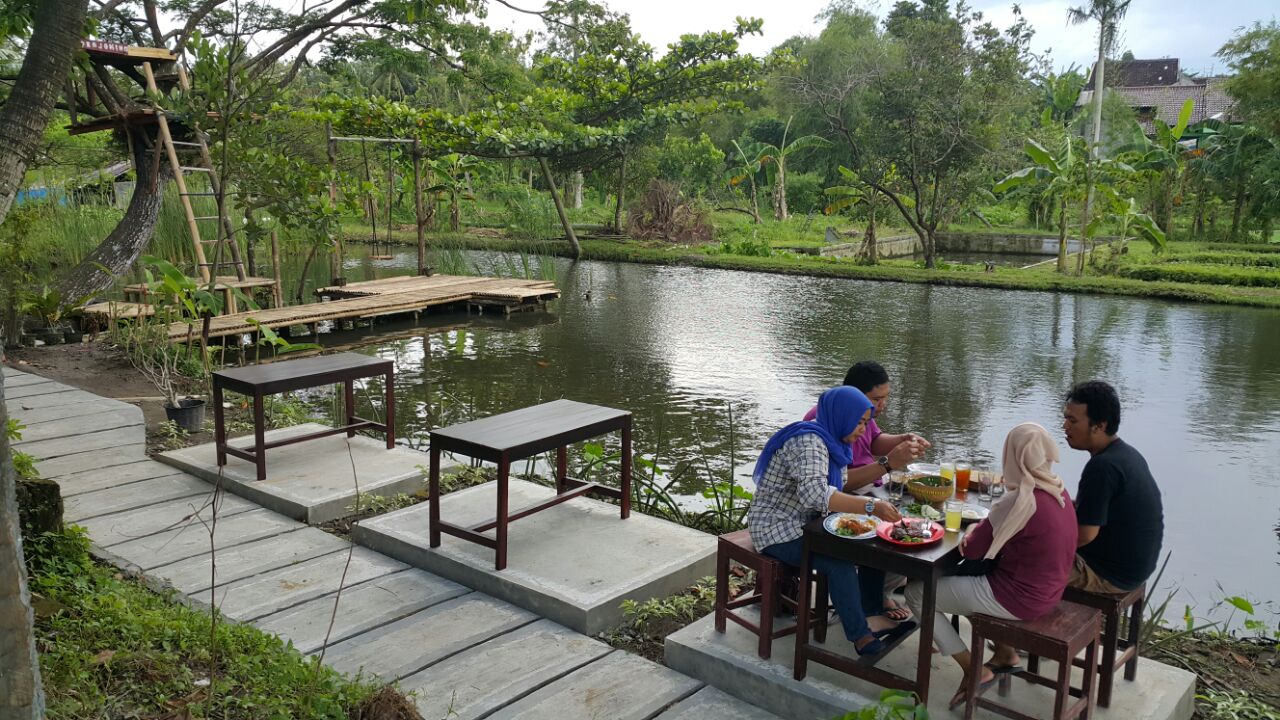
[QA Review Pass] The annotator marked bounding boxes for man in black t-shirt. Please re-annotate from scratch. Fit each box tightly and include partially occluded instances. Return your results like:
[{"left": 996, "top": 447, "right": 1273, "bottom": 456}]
[{"left": 1062, "top": 381, "right": 1164, "bottom": 593}]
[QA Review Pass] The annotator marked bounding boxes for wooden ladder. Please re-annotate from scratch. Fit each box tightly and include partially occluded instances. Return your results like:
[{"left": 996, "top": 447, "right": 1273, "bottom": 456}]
[{"left": 141, "top": 60, "right": 247, "bottom": 289}]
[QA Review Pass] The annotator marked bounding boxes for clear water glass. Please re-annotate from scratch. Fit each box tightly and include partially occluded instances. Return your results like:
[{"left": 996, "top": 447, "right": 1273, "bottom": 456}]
[
  {"left": 888, "top": 470, "right": 906, "bottom": 504},
  {"left": 978, "top": 470, "right": 994, "bottom": 503},
  {"left": 991, "top": 473, "right": 1006, "bottom": 498}
]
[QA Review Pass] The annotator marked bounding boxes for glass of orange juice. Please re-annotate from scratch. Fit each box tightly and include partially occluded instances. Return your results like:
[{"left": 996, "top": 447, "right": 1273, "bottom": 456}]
[{"left": 955, "top": 462, "right": 971, "bottom": 494}]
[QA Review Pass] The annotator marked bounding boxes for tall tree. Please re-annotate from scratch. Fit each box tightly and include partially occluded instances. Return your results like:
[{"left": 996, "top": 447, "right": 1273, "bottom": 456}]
[
  {"left": 1218, "top": 21, "right": 1280, "bottom": 137},
  {"left": 1068, "top": 0, "right": 1132, "bottom": 264}
]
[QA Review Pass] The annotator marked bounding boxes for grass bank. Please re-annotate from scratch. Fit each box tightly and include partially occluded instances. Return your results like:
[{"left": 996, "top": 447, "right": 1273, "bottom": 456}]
[
  {"left": 348, "top": 227, "right": 1280, "bottom": 310},
  {"left": 26, "top": 527, "right": 418, "bottom": 720}
]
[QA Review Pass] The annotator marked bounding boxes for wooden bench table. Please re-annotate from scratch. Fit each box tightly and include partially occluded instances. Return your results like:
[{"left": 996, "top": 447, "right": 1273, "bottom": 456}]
[
  {"left": 427, "top": 399, "right": 632, "bottom": 570},
  {"left": 212, "top": 352, "right": 395, "bottom": 481}
]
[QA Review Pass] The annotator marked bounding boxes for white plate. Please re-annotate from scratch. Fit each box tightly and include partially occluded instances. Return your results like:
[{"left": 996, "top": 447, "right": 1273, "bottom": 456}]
[
  {"left": 824, "top": 513, "right": 878, "bottom": 540},
  {"left": 961, "top": 504, "right": 990, "bottom": 522},
  {"left": 907, "top": 462, "right": 941, "bottom": 476}
]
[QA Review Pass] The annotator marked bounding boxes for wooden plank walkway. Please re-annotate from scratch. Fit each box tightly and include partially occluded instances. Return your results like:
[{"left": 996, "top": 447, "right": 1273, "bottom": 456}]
[
  {"left": 146, "top": 274, "right": 559, "bottom": 341},
  {"left": 2, "top": 366, "right": 776, "bottom": 720}
]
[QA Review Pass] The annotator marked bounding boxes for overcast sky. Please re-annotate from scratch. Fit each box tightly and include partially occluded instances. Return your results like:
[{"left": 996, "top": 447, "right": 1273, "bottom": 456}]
[{"left": 483, "top": 0, "right": 1277, "bottom": 76}]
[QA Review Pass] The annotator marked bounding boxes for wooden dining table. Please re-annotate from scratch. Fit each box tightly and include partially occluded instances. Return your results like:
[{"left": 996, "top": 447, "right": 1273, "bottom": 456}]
[{"left": 791, "top": 504, "right": 968, "bottom": 706}]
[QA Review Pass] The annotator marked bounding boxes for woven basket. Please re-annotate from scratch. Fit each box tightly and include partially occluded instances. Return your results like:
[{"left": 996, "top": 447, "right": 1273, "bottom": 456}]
[{"left": 907, "top": 476, "right": 954, "bottom": 504}]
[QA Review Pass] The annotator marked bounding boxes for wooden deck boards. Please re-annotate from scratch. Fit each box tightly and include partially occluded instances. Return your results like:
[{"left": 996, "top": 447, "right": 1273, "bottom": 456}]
[{"left": 159, "top": 274, "right": 558, "bottom": 340}]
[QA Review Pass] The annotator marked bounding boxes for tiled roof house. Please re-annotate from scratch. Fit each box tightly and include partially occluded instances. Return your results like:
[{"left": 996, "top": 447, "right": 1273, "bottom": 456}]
[{"left": 1077, "top": 58, "right": 1236, "bottom": 134}]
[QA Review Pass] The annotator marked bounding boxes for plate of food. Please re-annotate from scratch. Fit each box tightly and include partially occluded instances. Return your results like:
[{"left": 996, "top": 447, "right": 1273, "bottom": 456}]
[
  {"left": 907, "top": 462, "right": 941, "bottom": 476},
  {"left": 900, "top": 502, "right": 943, "bottom": 521},
  {"left": 876, "top": 518, "right": 944, "bottom": 547},
  {"left": 824, "top": 513, "right": 879, "bottom": 540},
  {"left": 961, "top": 504, "right": 990, "bottom": 524}
]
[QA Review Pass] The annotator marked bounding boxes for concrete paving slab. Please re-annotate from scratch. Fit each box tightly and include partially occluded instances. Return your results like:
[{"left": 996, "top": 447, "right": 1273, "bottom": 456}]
[
  {"left": 254, "top": 569, "right": 469, "bottom": 654},
  {"left": 53, "top": 460, "right": 188, "bottom": 497},
  {"left": 12, "top": 406, "right": 142, "bottom": 443},
  {"left": 486, "top": 649, "right": 701, "bottom": 720},
  {"left": 7, "top": 373, "right": 55, "bottom": 387},
  {"left": 157, "top": 423, "right": 437, "bottom": 523},
  {"left": 110, "top": 508, "right": 304, "bottom": 570},
  {"left": 322, "top": 593, "right": 537, "bottom": 681},
  {"left": 207, "top": 546, "right": 406, "bottom": 622},
  {"left": 64, "top": 473, "right": 215, "bottom": 522},
  {"left": 665, "top": 612, "right": 1195, "bottom": 720},
  {"left": 151, "top": 526, "right": 351, "bottom": 593},
  {"left": 654, "top": 687, "right": 786, "bottom": 720},
  {"left": 78, "top": 493, "right": 259, "bottom": 547},
  {"left": 37, "top": 443, "right": 147, "bottom": 479},
  {"left": 18, "top": 425, "right": 144, "bottom": 461},
  {"left": 353, "top": 480, "right": 717, "bottom": 634},
  {"left": 9, "top": 399, "right": 138, "bottom": 426},
  {"left": 6, "top": 380, "right": 73, "bottom": 399},
  {"left": 9, "top": 388, "right": 118, "bottom": 411},
  {"left": 402, "top": 619, "right": 614, "bottom": 720}
]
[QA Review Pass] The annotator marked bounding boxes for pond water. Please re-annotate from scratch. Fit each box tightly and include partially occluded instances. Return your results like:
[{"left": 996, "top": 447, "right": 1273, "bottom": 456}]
[{"left": 278, "top": 245, "right": 1280, "bottom": 624}]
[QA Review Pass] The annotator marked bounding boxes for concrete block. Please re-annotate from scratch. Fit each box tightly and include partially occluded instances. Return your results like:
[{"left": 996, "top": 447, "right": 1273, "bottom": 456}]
[
  {"left": 8, "top": 373, "right": 57, "bottom": 387},
  {"left": 19, "top": 425, "right": 145, "bottom": 461},
  {"left": 353, "top": 480, "right": 716, "bottom": 634},
  {"left": 10, "top": 399, "right": 138, "bottom": 426},
  {"left": 110, "top": 508, "right": 304, "bottom": 570},
  {"left": 7, "top": 380, "right": 74, "bottom": 399},
  {"left": 665, "top": 612, "right": 1195, "bottom": 720},
  {"left": 53, "top": 460, "right": 188, "bottom": 497},
  {"left": 158, "top": 423, "right": 439, "bottom": 523},
  {"left": 12, "top": 407, "right": 143, "bottom": 444},
  {"left": 64, "top": 473, "right": 215, "bottom": 522},
  {"left": 253, "top": 569, "right": 469, "bottom": 654},
  {"left": 485, "top": 650, "right": 701, "bottom": 720},
  {"left": 402, "top": 619, "right": 613, "bottom": 720},
  {"left": 207, "top": 546, "right": 406, "bottom": 622},
  {"left": 322, "top": 594, "right": 537, "bottom": 681},
  {"left": 151, "top": 527, "right": 350, "bottom": 593},
  {"left": 9, "top": 388, "right": 115, "bottom": 411},
  {"left": 654, "top": 687, "right": 786, "bottom": 720},
  {"left": 78, "top": 493, "right": 259, "bottom": 547},
  {"left": 37, "top": 443, "right": 147, "bottom": 479}
]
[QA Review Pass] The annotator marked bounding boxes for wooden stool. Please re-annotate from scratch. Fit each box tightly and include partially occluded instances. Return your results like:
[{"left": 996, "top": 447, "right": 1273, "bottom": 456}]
[
  {"left": 966, "top": 601, "right": 1102, "bottom": 720},
  {"left": 714, "top": 530, "right": 828, "bottom": 659},
  {"left": 1060, "top": 583, "right": 1145, "bottom": 707}
]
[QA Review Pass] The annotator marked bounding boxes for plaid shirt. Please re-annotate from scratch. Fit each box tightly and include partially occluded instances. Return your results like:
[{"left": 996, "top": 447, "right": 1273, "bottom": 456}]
[{"left": 747, "top": 433, "right": 838, "bottom": 551}]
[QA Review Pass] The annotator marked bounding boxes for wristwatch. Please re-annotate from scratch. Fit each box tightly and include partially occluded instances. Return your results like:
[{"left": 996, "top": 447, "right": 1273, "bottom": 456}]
[
  {"left": 877, "top": 455, "right": 892, "bottom": 473},
  {"left": 865, "top": 498, "right": 876, "bottom": 515}
]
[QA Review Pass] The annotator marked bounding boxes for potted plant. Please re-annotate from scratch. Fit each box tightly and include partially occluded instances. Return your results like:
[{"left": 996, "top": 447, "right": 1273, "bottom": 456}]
[{"left": 22, "top": 286, "right": 66, "bottom": 345}]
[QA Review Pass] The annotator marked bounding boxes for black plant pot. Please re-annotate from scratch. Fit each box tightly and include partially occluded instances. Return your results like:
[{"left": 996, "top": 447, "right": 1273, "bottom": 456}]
[
  {"left": 164, "top": 398, "right": 206, "bottom": 433},
  {"left": 63, "top": 328, "right": 84, "bottom": 344},
  {"left": 38, "top": 328, "right": 63, "bottom": 345}
]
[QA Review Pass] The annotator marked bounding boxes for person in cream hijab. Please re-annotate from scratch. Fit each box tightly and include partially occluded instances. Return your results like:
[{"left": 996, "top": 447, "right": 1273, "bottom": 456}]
[{"left": 904, "top": 422, "right": 1078, "bottom": 708}]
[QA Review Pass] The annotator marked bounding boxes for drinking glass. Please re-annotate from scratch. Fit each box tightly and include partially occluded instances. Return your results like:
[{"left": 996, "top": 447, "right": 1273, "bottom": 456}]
[
  {"left": 955, "top": 462, "right": 971, "bottom": 494},
  {"left": 939, "top": 462, "right": 956, "bottom": 482},
  {"left": 888, "top": 470, "right": 906, "bottom": 504},
  {"left": 944, "top": 499, "right": 963, "bottom": 532},
  {"left": 991, "top": 473, "right": 1006, "bottom": 498},
  {"left": 978, "top": 470, "right": 994, "bottom": 503}
]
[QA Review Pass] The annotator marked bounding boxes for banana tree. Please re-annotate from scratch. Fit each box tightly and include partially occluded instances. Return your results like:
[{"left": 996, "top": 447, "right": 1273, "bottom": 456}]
[
  {"left": 728, "top": 140, "right": 765, "bottom": 224},
  {"left": 426, "top": 154, "right": 484, "bottom": 232},
  {"left": 824, "top": 165, "right": 904, "bottom": 264},
  {"left": 994, "top": 137, "right": 1085, "bottom": 273},
  {"left": 1118, "top": 98, "right": 1194, "bottom": 239},
  {"left": 755, "top": 117, "right": 830, "bottom": 221}
]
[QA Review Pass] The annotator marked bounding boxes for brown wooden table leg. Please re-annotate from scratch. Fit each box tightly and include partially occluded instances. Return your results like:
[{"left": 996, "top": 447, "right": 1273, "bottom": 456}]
[
  {"left": 213, "top": 382, "right": 226, "bottom": 466},
  {"left": 556, "top": 446, "right": 567, "bottom": 494},
  {"left": 384, "top": 366, "right": 395, "bottom": 449},
  {"left": 793, "top": 536, "right": 813, "bottom": 680},
  {"left": 620, "top": 419, "right": 631, "bottom": 519},
  {"left": 429, "top": 445, "right": 441, "bottom": 547},
  {"left": 253, "top": 392, "right": 266, "bottom": 481},
  {"left": 495, "top": 452, "right": 509, "bottom": 570},
  {"left": 916, "top": 571, "right": 939, "bottom": 705},
  {"left": 344, "top": 379, "right": 356, "bottom": 438}
]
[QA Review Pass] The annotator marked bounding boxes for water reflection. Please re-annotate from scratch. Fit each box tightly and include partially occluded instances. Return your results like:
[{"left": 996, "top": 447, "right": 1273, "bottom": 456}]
[{"left": 280, "top": 246, "right": 1280, "bottom": 623}]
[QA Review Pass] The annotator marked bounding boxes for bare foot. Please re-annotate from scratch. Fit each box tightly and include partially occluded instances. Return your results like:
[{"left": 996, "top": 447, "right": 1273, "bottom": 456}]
[{"left": 867, "top": 614, "right": 898, "bottom": 633}]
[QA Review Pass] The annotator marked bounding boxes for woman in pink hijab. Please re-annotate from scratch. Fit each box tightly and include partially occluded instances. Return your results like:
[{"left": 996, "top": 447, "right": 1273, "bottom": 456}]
[{"left": 904, "top": 422, "right": 1078, "bottom": 708}]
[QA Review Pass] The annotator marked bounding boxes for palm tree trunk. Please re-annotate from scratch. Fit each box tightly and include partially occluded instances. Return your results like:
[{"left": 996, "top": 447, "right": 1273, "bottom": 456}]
[
  {"left": 1057, "top": 201, "right": 1069, "bottom": 273},
  {"left": 539, "top": 157, "right": 582, "bottom": 259}
]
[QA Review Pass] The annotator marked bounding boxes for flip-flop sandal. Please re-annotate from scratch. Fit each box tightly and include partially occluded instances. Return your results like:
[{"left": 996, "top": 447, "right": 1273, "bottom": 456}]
[
  {"left": 949, "top": 674, "right": 999, "bottom": 710},
  {"left": 872, "top": 620, "right": 917, "bottom": 642},
  {"left": 984, "top": 661, "right": 1022, "bottom": 675}
]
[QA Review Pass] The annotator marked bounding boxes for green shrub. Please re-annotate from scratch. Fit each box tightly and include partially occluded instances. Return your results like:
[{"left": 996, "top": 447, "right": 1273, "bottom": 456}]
[
  {"left": 1115, "top": 263, "right": 1280, "bottom": 288},
  {"left": 1166, "top": 251, "right": 1280, "bottom": 268},
  {"left": 784, "top": 172, "right": 825, "bottom": 215}
]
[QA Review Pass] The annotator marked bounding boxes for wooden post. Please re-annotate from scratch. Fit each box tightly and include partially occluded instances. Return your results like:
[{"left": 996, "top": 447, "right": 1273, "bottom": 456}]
[
  {"left": 270, "top": 230, "right": 283, "bottom": 308},
  {"left": 412, "top": 138, "right": 427, "bottom": 275},
  {"left": 326, "top": 122, "right": 344, "bottom": 284}
]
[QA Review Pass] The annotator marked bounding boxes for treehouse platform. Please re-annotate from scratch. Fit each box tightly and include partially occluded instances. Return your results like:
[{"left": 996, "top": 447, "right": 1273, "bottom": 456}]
[{"left": 156, "top": 274, "right": 559, "bottom": 342}]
